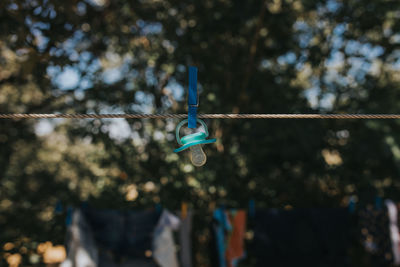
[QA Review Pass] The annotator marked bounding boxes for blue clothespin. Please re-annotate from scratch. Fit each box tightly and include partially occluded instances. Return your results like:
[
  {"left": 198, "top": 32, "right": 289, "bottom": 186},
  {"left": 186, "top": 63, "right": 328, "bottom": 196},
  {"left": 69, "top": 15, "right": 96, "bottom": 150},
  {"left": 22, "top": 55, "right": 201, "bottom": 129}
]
[{"left": 188, "top": 66, "right": 198, "bottom": 129}]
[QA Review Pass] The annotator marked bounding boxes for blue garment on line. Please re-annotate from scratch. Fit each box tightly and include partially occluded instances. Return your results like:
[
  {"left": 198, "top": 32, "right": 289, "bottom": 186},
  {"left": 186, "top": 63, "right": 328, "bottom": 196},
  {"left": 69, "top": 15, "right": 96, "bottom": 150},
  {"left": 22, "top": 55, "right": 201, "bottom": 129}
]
[{"left": 213, "top": 208, "right": 232, "bottom": 267}]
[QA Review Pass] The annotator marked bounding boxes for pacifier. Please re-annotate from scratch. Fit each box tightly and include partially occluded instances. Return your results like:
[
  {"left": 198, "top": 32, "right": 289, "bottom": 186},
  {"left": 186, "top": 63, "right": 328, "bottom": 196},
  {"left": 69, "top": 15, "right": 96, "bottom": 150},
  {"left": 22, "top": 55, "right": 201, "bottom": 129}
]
[{"left": 174, "top": 119, "right": 216, "bottom": 166}]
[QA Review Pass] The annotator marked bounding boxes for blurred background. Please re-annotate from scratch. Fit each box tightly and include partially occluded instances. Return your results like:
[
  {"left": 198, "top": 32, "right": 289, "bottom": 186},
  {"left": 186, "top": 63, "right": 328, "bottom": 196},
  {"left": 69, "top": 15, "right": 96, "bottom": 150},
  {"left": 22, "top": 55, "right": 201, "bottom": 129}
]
[{"left": 2, "top": 0, "right": 400, "bottom": 266}]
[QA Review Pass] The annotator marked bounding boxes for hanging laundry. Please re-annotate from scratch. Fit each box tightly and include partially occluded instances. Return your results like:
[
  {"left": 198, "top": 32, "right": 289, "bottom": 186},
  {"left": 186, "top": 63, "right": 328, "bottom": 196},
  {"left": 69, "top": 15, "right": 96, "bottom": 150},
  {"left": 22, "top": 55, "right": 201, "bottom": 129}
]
[
  {"left": 385, "top": 200, "right": 400, "bottom": 265},
  {"left": 62, "top": 207, "right": 161, "bottom": 266},
  {"left": 225, "top": 210, "right": 246, "bottom": 267},
  {"left": 253, "top": 208, "right": 349, "bottom": 267},
  {"left": 83, "top": 208, "right": 161, "bottom": 262},
  {"left": 124, "top": 209, "right": 162, "bottom": 260},
  {"left": 60, "top": 209, "right": 98, "bottom": 267},
  {"left": 83, "top": 209, "right": 124, "bottom": 257},
  {"left": 153, "top": 209, "right": 181, "bottom": 267},
  {"left": 178, "top": 210, "right": 193, "bottom": 267},
  {"left": 360, "top": 204, "right": 393, "bottom": 266},
  {"left": 212, "top": 208, "right": 232, "bottom": 267}
]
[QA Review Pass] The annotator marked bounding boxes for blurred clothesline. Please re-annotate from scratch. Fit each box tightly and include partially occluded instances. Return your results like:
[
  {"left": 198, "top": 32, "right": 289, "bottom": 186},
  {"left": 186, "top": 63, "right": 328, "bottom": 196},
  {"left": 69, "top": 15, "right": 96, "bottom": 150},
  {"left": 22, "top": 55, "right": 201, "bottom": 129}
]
[{"left": 2, "top": 113, "right": 400, "bottom": 119}]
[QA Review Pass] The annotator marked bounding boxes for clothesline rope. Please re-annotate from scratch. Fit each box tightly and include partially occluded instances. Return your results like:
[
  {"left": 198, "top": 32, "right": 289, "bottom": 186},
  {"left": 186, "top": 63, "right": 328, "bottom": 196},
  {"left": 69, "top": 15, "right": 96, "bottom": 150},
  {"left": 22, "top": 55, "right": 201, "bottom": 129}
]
[{"left": 1, "top": 113, "right": 400, "bottom": 119}]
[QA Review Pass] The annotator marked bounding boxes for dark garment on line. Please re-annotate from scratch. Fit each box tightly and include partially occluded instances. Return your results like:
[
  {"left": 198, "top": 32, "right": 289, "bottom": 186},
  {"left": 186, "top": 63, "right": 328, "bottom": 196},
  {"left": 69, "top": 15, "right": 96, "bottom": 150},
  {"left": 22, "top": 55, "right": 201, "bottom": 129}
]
[
  {"left": 82, "top": 208, "right": 161, "bottom": 260},
  {"left": 210, "top": 219, "right": 220, "bottom": 267},
  {"left": 253, "top": 208, "right": 350, "bottom": 267},
  {"left": 178, "top": 210, "right": 193, "bottom": 267}
]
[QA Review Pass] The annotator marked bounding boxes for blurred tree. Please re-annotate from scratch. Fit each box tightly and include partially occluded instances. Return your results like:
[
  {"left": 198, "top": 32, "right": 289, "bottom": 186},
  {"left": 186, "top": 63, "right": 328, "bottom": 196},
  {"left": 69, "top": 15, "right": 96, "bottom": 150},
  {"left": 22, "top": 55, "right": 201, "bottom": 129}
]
[{"left": 1, "top": 0, "right": 400, "bottom": 266}]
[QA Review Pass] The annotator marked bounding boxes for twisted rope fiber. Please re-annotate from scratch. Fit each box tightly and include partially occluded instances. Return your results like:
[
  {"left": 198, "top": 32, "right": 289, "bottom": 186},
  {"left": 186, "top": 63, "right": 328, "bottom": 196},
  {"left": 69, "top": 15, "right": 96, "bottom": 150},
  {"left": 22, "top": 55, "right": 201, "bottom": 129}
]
[{"left": 1, "top": 113, "right": 400, "bottom": 119}]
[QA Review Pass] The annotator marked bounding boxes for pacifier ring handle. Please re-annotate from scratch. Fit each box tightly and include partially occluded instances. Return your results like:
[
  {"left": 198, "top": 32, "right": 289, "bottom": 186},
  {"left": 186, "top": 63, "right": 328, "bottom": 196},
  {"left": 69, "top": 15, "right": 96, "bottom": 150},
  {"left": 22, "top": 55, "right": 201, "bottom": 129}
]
[{"left": 176, "top": 119, "right": 209, "bottom": 145}]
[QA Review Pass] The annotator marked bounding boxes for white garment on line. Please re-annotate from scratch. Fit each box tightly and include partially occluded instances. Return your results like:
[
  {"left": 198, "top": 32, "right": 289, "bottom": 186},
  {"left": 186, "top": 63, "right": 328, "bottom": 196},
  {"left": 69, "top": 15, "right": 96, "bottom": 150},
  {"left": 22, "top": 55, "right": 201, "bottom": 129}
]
[
  {"left": 385, "top": 199, "right": 400, "bottom": 265},
  {"left": 153, "top": 210, "right": 181, "bottom": 267},
  {"left": 60, "top": 209, "right": 98, "bottom": 267}
]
